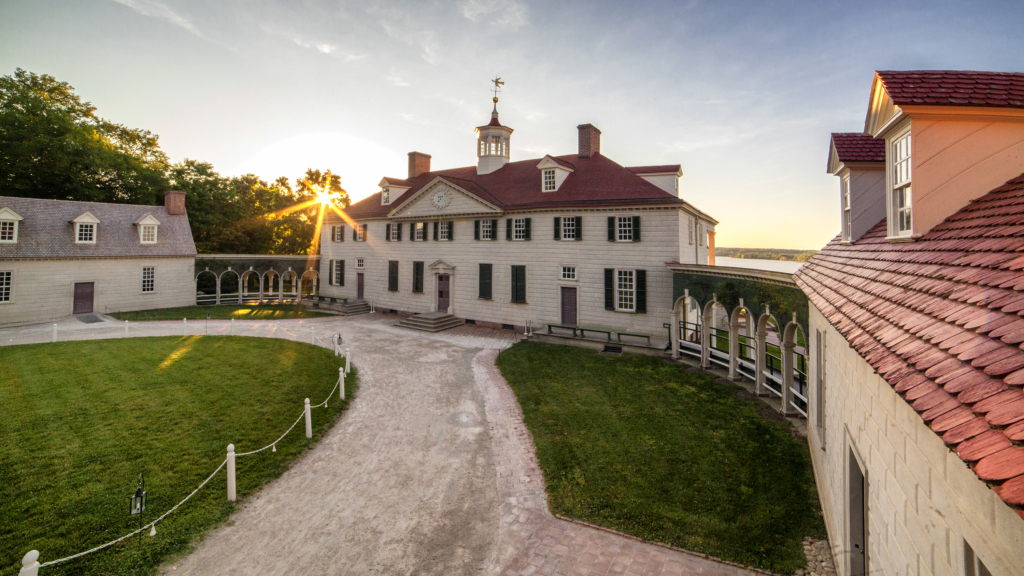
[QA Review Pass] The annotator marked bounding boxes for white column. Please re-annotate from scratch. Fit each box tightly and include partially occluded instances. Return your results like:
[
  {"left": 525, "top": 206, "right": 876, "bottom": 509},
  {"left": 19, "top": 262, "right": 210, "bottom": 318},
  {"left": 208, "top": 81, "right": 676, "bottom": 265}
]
[
  {"left": 781, "top": 341, "right": 795, "bottom": 416},
  {"left": 226, "top": 444, "right": 236, "bottom": 502},
  {"left": 304, "top": 398, "right": 312, "bottom": 438},
  {"left": 755, "top": 322, "right": 768, "bottom": 396},
  {"left": 339, "top": 368, "right": 346, "bottom": 400}
]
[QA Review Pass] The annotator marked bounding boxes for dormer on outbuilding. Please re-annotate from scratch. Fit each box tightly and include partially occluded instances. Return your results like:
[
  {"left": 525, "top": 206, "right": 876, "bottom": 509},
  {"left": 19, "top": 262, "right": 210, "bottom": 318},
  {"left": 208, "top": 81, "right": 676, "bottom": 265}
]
[
  {"left": 134, "top": 213, "right": 161, "bottom": 244},
  {"left": 864, "top": 70, "right": 1024, "bottom": 242},
  {"left": 0, "top": 207, "right": 23, "bottom": 243},
  {"left": 827, "top": 133, "right": 885, "bottom": 243},
  {"left": 536, "top": 156, "right": 574, "bottom": 192},
  {"left": 71, "top": 211, "right": 100, "bottom": 244},
  {"left": 627, "top": 165, "right": 683, "bottom": 197},
  {"left": 379, "top": 177, "right": 412, "bottom": 206}
]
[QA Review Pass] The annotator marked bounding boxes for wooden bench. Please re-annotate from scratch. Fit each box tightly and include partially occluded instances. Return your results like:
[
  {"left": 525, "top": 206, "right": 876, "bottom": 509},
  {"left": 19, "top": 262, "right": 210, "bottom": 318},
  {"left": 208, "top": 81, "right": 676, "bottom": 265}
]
[
  {"left": 546, "top": 323, "right": 579, "bottom": 337},
  {"left": 616, "top": 331, "right": 653, "bottom": 346},
  {"left": 578, "top": 326, "right": 616, "bottom": 341}
]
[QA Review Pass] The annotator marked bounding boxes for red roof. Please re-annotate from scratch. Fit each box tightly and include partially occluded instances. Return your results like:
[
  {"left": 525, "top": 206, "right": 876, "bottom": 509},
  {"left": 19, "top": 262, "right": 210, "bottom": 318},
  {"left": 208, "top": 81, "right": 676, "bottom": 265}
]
[
  {"left": 830, "top": 133, "right": 885, "bottom": 164},
  {"left": 381, "top": 177, "right": 412, "bottom": 187},
  {"left": 795, "top": 173, "right": 1024, "bottom": 514},
  {"left": 627, "top": 165, "right": 681, "bottom": 175},
  {"left": 877, "top": 70, "right": 1024, "bottom": 109},
  {"left": 342, "top": 153, "right": 686, "bottom": 219}
]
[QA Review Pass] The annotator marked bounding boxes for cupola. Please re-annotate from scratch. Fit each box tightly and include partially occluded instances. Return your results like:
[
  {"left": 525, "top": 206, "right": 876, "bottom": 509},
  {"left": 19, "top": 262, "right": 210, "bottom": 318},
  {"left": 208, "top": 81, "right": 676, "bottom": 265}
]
[{"left": 476, "top": 80, "right": 513, "bottom": 175}]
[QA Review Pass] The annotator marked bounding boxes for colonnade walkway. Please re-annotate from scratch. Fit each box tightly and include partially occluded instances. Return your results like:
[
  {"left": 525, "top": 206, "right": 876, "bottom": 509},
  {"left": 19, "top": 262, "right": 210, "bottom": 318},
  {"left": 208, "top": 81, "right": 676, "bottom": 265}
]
[{"left": 1, "top": 314, "right": 761, "bottom": 576}]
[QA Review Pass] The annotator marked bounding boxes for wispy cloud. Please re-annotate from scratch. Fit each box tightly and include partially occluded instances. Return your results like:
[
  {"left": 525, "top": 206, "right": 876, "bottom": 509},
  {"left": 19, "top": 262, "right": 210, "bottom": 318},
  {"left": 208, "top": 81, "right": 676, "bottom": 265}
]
[
  {"left": 109, "top": 0, "right": 202, "bottom": 37},
  {"left": 261, "top": 26, "right": 366, "bottom": 60},
  {"left": 380, "top": 20, "right": 439, "bottom": 65},
  {"left": 461, "top": 0, "right": 528, "bottom": 30},
  {"left": 386, "top": 69, "right": 410, "bottom": 87}
]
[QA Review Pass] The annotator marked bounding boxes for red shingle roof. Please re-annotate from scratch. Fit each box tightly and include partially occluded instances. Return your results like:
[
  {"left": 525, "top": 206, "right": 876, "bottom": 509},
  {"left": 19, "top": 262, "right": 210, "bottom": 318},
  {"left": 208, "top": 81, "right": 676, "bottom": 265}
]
[
  {"left": 877, "top": 70, "right": 1024, "bottom": 109},
  {"left": 627, "top": 165, "right": 682, "bottom": 175},
  {"left": 342, "top": 153, "right": 686, "bottom": 219},
  {"left": 830, "top": 133, "right": 885, "bottom": 164},
  {"left": 795, "top": 173, "right": 1024, "bottom": 513}
]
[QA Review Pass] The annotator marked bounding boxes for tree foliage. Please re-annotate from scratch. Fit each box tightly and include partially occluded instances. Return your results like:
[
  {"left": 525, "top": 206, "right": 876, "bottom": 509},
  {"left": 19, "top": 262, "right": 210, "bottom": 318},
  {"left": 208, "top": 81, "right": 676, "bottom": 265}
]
[{"left": 0, "top": 68, "right": 351, "bottom": 255}]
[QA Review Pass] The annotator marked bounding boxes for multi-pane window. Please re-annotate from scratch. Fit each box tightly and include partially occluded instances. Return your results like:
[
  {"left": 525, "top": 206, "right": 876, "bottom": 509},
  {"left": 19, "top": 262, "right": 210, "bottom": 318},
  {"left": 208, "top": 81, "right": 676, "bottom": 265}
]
[
  {"left": 0, "top": 271, "right": 10, "bottom": 302},
  {"left": 141, "top": 225, "right": 157, "bottom": 243},
  {"left": 561, "top": 217, "right": 576, "bottom": 240},
  {"left": 561, "top": 266, "right": 576, "bottom": 280},
  {"left": 356, "top": 258, "right": 364, "bottom": 269},
  {"left": 688, "top": 217, "right": 693, "bottom": 245},
  {"left": 439, "top": 221, "right": 451, "bottom": 241},
  {"left": 142, "top": 267, "right": 155, "bottom": 293},
  {"left": 382, "top": 188, "right": 390, "bottom": 205},
  {"left": 893, "top": 133, "right": 912, "bottom": 235},
  {"left": 334, "top": 260, "right": 344, "bottom": 285},
  {"left": 77, "top": 223, "right": 95, "bottom": 243},
  {"left": 481, "top": 219, "right": 493, "bottom": 240},
  {"left": 415, "top": 222, "right": 425, "bottom": 241},
  {"left": 842, "top": 178, "right": 852, "bottom": 242},
  {"left": 543, "top": 169, "right": 556, "bottom": 191},
  {"left": 617, "top": 270, "right": 634, "bottom": 311},
  {"left": 356, "top": 224, "right": 366, "bottom": 241},
  {"left": 389, "top": 224, "right": 399, "bottom": 241},
  {"left": 332, "top": 225, "right": 344, "bottom": 242},
  {"left": 616, "top": 217, "right": 633, "bottom": 241},
  {"left": 513, "top": 218, "right": 527, "bottom": 240},
  {"left": 1, "top": 221, "right": 17, "bottom": 242}
]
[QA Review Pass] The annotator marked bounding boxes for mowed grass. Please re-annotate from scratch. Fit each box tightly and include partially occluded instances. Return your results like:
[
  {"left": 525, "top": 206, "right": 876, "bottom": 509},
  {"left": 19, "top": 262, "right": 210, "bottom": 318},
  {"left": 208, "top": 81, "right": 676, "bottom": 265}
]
[
  {"left": 495, "top": 341, "right": 825, "bottom": 574},
  {"left": 110, "top": 304, "right": 333, "bottom": 321},
  {"left": 0, "top": 336, "right": 356, "bottom": 576}
]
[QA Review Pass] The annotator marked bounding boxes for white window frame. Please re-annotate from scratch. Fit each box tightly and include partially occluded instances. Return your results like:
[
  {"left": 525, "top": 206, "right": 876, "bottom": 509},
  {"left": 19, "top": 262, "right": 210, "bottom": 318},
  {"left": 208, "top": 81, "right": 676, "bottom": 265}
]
[
  {"left": 561, "top": 217, "right": 576, "bottom": 240},
  {"left": 616, "top": 217, "right": 633, "bottom": 242},
  {"left": 0, "top": 270, "right": 11, "bottom": 303},
  {"left": 141, "top": 266, "right": 155, "bottom": 293},
  {"left": 382, "top": 187, "right": 390, "bottom": 205},
  {"left": 439, "top": 221, "right": 451, "bottom": 241},
  {"left": 0, "top": 220, "right": 18, "bottom": 243},
  {"left": 415, "top": 222, "right": 425, "bottom": 241},
  {"left": 481, "top": 219, "right": 493, "bottom": 240},
  {"left": 389, "top": 224, "right": 399, "bottom": 242},
  {"left": 513, "top": 218, "right": 527, "bottom": 240},
  {"left": 332, "top": 225, "right": 344, "bottom": 242},
  {"left": 688, "top": 217, "right": 693, "bottom": 245},
  {"left": 698, "top": 223, "right": 703, "bottom": 246},
  {"left": 887, "top": 125, "right": 913, "bottom": 239},
  {"left": 76, "top": 222, "right": 96, "bottom": 244},
  {"left": 616, "top": 269, "right": 635, "bottom": 312},
  {"left": 333, "top": 261, "right": 343, "bottom": 285},
  {"left": 356, "top": 258, "right": 364, "bottom": 269},
  {"left": 356, "top": 224, "right": 366, "bottom": 241},
  {"left": 561, "top": 266, "right": 577, "bottom": 281},
  {"left": 543, "top": 169, "right": 556, "bottom": 192},
  {"left": 140, "top": 224, "right": 157, "bottom": 244},
  {"left": 841, "top": 176, "right": 852, "bottom": 242}
]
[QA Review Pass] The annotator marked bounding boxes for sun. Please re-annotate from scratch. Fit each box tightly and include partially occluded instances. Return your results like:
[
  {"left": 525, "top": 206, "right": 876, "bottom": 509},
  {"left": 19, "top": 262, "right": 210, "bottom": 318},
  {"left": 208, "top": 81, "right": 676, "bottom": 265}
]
[{"left": 316, "top": 189, "right": 340, "bottom": 205}]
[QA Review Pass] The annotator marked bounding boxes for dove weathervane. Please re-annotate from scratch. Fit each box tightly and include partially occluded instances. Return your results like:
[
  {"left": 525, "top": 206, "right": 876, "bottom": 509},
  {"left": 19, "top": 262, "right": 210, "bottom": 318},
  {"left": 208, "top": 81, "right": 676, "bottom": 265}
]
[{"left": 491, "top": 77, "right": 504, "bottom": 103}]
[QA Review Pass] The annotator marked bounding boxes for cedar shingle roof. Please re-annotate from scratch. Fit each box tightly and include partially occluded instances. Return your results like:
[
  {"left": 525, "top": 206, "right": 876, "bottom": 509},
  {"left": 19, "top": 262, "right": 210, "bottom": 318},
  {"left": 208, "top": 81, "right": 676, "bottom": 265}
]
[
  {"left": 877, "top": 70, "right": 1024, "bottom": 109},
  {"left": 0, "top": 196, "right": 197, "bottom": 259},
  {"left": 343, "top": 153, "right": 692, "bottom": 219},
  {"left": 795, "top": 173, "right": 1024, "bottom": 516},
  {"left": 830, "top": 133, "right": 885, "bottom": 164}
]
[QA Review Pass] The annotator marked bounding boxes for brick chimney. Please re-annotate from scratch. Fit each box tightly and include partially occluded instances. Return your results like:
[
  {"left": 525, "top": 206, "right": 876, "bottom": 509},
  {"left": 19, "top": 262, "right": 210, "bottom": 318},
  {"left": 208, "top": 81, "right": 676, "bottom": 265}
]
[
  {"left": 577, "top": 124, "right": 601, "bottom": 158},
  {"left": 164, "top": 190, "right": 186, "bottom": 215},
  {"left": 408, "top": 152, "right": 432, "bottom": 179}
]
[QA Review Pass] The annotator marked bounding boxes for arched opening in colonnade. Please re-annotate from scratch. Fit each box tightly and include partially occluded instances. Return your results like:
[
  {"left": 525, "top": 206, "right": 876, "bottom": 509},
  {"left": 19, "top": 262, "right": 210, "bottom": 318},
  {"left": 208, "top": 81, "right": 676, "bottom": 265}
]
[
  {"left": 219, "top": 270, "right": 240, "bottom": 304},
  {"left": 195, "top": 270, "right": 217, "bottom": 305}
]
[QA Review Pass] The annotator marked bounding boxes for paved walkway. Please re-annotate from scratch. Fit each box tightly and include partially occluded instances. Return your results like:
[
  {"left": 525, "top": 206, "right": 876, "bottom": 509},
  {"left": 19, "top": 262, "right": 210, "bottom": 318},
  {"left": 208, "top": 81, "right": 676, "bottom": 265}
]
[{"left": 1, "top": 314, "right": 763, "bottom": 576}]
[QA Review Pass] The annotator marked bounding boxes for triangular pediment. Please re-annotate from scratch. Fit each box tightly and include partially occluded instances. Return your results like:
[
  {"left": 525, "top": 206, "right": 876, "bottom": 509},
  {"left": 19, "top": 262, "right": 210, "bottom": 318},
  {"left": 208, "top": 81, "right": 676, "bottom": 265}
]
[
  {"left": 429, "top": 259, "right": 456, "bottom": 270},
  {"left": 536, "top": 155, "right": 574, "bottom": 172},
  {"left": 134, "top": 213, "right": 161, "bottom": 226},
  {"left": 388, "top": 177, "right": 502, "bottom": 219},
  {"left": 864, "top": 73, "right": 903, "bottom": 138},
  {"left": 71, "top": 211, "right": 100, "bottom": 224},
  {"left": 0, "top": 207, "right": 23, "bottom": 220},
  {"left": 827, "top": 140, "right": 844, "bottom": 175}
]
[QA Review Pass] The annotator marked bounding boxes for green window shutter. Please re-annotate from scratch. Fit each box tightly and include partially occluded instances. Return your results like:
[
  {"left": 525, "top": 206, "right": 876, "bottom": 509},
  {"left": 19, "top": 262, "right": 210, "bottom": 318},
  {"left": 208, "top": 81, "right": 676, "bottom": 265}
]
[
  {"left": 575, "top": 216, "right": 582, "bottom": 240},
  {"left": 604, "top": 268, "right": 614, "bottom": 310},
  {"left": 506, "top": 218, "right": 512, "bottom": 240},
  {"left": 385, "top": 223, "right": 391, "bottom": 241},
  {"left": 397, "top": 223, "right": 403, "bottom": 241},
  {"left": 448, "top": 221, "right": 454, "bottom": 241},
  {"left": 524, "top": 218, "right": 531, "bottom": 240},
  {"left": 511, "top": 265, "right": 526, "bottom": 303},
  {"left": 607, "top": 217, "right": 615, "bottom": 241},
  {"left": 491, "top": 220, "right": 498, "bottom": 240},
  {"left": 328, "top": 260, "right": 335, "bottom": 285},
  {"left": 340, "top": 260, "right": 345, "bottom": 287},
  {"left": 474, "top": 220, "right": 480, "bottom": 240},
  {"left": 433, "top": 221, "right": 438, "bottom": 240},
  {"left": 388, "top": 261, "right": 398, "bottom": 291},
  {"left": 636, "top": 269, "right": 646, "bottom": 313},
  {"left": 362, "top": 224, "right": 367, "bottom": 239},
  {"left": 353, "top": 226, "right": 357, "bottom": 241},
  {"left": 554, "top": 217, "right": 561, "bottom": 240},
  {"left": 339, "top": 224, "right": 345, "bottom": 241},
  {"left": 413, "top": 261, "right": 423, "bottom": 293},
  {"left": 479, "top": 263, "right": 492, "bottom": 299},
  {"left": 633, "top": 216, "right": 641, "bottom": 241}
]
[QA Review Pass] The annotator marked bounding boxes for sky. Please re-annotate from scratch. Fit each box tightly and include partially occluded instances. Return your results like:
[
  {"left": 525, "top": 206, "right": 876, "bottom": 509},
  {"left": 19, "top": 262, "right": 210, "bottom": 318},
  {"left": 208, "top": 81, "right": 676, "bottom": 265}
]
[{"left": 2, "top": 0, "right": 1022, "bottom": 250}]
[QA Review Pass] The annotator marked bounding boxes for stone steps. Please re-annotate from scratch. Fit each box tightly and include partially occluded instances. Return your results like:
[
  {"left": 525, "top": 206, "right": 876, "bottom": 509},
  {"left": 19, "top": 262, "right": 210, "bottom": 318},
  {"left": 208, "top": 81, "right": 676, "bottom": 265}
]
[
  {"left": 339, "top": 301, "right": 371, "bottom": 316},
  {"left": 396, "top": 313, "right": 463, "bottom": 333}
]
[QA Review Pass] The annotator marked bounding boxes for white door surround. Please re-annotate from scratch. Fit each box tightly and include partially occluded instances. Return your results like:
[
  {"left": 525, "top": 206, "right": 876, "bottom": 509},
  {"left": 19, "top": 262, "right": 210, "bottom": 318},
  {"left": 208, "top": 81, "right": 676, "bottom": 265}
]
[{"left": 429, "top": 259, "right": 456, "bottom": 314}]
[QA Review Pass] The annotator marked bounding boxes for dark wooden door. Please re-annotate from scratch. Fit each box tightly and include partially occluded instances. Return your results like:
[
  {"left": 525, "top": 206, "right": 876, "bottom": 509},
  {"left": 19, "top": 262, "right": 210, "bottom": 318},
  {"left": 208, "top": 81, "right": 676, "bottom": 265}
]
[
  {"left": 561, "top": 286, "right": 577, "bottom": 325},
  {"left": 73, "top": 282, "right": 94, "bottom": 314},
  {"left": 357, "top": 273, "right": 364, "bottom": 300},
  {"left": 437, "top": 274, "right": 450, "bottom": 312},
  {"left": 849, "top": 450, "right": 867, "bottom": 575}
]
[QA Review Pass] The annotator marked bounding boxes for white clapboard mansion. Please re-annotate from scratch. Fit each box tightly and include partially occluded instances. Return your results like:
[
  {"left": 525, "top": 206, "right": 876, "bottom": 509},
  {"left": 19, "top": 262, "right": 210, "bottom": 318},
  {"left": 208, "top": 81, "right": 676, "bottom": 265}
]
[
  {"left": 319, "top": 103, "right": 717, "bottom": 337},
  {"left": 0, "top": 191, "right": 197, "bottom": 324},
  {"left": 799, "top": 71, "right": 1024, "bottom": 576}
]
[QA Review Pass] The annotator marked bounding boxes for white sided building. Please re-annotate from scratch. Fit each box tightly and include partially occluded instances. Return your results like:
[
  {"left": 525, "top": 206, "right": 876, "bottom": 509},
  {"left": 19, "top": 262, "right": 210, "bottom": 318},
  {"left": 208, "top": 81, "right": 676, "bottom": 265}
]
[
  {"left": 318, "top": 104, "right": 717, "bottom": 339},
  {"left": 798, "top": 71, "right": 1024, "bottom": 576},
  {"left": 0, "top": 191, "right": 197, "bottom": 324}
]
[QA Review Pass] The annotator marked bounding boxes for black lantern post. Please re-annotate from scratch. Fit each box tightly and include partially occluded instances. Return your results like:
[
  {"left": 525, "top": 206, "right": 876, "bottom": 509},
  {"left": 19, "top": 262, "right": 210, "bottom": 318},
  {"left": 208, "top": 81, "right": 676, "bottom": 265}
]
[{"left": 129, "top": 473, "right": 147, "bottom": 542}]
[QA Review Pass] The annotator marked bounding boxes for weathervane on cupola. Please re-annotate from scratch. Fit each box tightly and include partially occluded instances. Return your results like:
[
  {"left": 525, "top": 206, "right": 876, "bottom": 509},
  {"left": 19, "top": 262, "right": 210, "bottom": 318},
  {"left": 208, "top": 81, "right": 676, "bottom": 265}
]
[{"left": 476, "top": 76, "right": 514, "bottom": 175}]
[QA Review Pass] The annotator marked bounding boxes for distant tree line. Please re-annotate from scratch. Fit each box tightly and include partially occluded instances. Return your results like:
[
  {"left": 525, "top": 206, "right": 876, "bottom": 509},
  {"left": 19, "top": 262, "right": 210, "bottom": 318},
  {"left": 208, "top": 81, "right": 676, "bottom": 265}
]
[
  {"left": 716, "top": 247, "right": 818, "bottom": 262},
  {"left": 0, "top": 68, "right": 350, "bottom": 254}
]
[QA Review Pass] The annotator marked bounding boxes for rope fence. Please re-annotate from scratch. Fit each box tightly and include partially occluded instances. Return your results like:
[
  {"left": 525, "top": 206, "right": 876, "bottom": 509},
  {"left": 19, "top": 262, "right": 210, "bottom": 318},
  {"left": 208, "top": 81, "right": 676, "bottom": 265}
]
[{"left": 10, "top": 317, "right": 352, "bottom": 575}]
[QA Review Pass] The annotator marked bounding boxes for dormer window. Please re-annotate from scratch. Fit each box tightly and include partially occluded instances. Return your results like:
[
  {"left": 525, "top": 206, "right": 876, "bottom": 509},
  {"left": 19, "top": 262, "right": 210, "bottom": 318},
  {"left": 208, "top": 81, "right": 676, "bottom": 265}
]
[
  {"left": 842, "top": 177, "right": 852, "bottom": 242},
  {"left": 134, "top": 213, "right": 160, "bottom": 244},
  {"left": 543, "top": 170, "right": 556, "bottom": 191},
  {"left": 0, "top": 207, "right": 21, "bottom": 243},
  {"left": 77, "top": 223, "right": 95, "bottom": 243},
  {"left": 536, "top": 156, "right": 574, "bottom": 192},
  {"left": 382, "top": 187, "right": 390, "bottom": 205},
  {"left": 891, "top": 131, "right": 912, "bottom": 237}
]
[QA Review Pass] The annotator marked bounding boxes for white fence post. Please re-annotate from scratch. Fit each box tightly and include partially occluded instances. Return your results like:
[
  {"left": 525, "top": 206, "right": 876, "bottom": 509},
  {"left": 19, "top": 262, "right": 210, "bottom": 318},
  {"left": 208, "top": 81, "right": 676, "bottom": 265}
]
[
  {"left": 311, "top": 328, "right": 315, "bottom": 345},
  {"left": 304, "top": 398, "right": 312, "bottom": 438},
  {"left": 19, "top": 551, "right": 39, "bottom": 576},
  {"left": 339, "top": 368, "right": 345, "bottom": 400},
  {"left": 125, "top": 320, "right": 129, "bottom": 338},
  {"left": 183, "top": 318, "right": 187, "bottom": 337},
  {"left": 51, "top": 324, "right": 57, "bottom": 343},
  {"left": 230, "top": 318, "right": 235, "bottom": 336},
  {"left": 226, "top": 444, "right": 236, "bottom": 502},
  {"left": 345, "top": 347, "right": 351, "bottom": 375}
]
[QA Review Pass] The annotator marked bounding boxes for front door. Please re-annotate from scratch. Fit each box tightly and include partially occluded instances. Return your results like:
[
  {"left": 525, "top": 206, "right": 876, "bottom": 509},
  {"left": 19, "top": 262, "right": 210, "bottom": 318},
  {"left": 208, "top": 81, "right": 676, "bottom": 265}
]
[
  {"left": 561, "top": 286, "right": 577, "bottom": 324},
  {"left": 73, "top": 282, "right": 94, "bottom": 314},
  {"left": 357, "top": 273, "right": 364, "bottom": 300},
  {"left": 437, "top": 274, "right": 450, "bottom": 313},
  {"left": 849, "top": 450, "right": 867, "bottom": 575}
]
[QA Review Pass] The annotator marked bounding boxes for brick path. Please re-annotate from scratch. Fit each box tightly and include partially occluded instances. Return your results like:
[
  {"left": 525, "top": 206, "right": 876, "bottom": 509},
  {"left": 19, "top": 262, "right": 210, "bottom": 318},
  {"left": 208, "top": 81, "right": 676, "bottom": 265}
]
[{"left": 1, "top": 313, "right": 763, "bottom": 575}]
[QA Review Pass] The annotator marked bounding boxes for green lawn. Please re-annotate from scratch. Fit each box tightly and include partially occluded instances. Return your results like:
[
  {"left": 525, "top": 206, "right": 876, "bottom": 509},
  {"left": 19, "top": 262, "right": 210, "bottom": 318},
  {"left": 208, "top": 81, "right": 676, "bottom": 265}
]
[
  {"left": 0, "top": 336, "right": 356, "bottom": 575},
  {"left": 110, "top": 304, "right": 333, "bottom": 321},
  {"left": 495, "top": 341, "right": 824, "bottom": 574}
]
